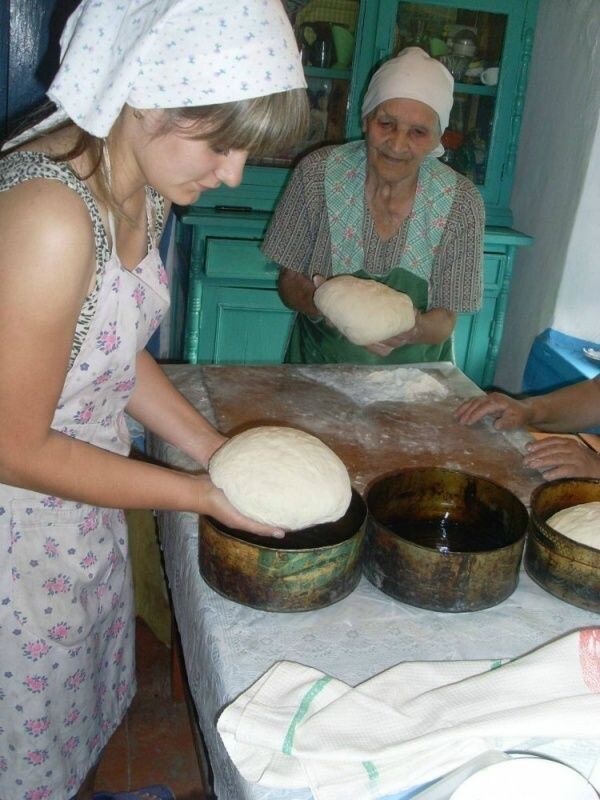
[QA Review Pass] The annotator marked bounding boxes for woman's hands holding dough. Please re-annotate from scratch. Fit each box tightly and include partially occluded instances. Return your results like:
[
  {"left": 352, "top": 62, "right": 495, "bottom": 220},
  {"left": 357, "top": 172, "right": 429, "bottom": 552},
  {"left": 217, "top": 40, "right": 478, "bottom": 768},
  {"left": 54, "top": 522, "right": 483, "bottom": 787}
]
[
  {"left": 196, "top": 474, "right": 285, "bottom": 538},
  {"left": 364, "top": 310, "right": 422, "bottom": 357},
  {"left": 311, "top": 276, "right": 454, "bottom": 356}
]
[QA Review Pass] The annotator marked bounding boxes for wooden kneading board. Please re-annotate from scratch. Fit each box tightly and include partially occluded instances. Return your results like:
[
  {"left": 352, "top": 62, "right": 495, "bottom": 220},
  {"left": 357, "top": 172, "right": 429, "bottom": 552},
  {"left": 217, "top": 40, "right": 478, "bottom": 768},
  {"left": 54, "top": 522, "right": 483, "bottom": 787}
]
[{"left": 194, "top": 364, "right": 543, "bottom": 506}]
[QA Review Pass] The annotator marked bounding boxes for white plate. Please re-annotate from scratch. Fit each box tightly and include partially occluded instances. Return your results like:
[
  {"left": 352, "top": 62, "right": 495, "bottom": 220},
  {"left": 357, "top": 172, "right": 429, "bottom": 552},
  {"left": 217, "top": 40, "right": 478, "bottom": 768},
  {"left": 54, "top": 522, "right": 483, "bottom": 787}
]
[
  {"left": 450, "top": 756, "right": 598, "bottom": 800},
  {"left": 583, "top": 347, "right": 600, "bottom": 362}
]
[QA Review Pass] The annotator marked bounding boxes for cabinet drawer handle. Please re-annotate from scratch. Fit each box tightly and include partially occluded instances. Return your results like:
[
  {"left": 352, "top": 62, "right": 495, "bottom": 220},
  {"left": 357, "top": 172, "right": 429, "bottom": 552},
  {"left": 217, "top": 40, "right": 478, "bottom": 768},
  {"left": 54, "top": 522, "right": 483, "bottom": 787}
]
[{"left": 215, "top": 205, "right": 253, "bottom": 213}]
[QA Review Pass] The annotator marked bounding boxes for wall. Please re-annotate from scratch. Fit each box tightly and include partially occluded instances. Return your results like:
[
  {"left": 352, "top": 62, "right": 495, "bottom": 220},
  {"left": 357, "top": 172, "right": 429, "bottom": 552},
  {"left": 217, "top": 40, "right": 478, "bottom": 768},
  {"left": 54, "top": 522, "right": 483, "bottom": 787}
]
[
  {"left": 493, "top": 0, "right": 600, "bottom": 392},
  {"left": 552, "top": 117, "right": 600, "bottom": 339},
  {"left": 1, "top": 1, "right": 78, "bottom": 138}
]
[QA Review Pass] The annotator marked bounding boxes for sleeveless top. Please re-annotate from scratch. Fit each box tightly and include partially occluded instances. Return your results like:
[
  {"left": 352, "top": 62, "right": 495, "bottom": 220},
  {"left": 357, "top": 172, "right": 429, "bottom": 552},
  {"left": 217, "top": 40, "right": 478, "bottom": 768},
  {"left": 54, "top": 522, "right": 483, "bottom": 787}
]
[{"left": 0, "top": 150, "right": 169, "bottom": 799}]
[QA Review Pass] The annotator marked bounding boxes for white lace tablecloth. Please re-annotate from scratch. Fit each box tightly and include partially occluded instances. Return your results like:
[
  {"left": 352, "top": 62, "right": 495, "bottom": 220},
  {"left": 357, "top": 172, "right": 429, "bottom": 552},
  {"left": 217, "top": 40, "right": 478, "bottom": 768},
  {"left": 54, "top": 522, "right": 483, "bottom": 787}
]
[{"left": 148, "top": 365, "right": 600, "bottom": 800}]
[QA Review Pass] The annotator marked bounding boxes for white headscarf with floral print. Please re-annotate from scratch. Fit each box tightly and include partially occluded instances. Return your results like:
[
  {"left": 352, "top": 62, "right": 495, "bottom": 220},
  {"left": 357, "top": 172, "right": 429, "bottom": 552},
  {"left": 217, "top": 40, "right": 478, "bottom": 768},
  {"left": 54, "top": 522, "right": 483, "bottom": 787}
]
[{"left": 15, "top": 0, "right": 306, "bottom": 141}]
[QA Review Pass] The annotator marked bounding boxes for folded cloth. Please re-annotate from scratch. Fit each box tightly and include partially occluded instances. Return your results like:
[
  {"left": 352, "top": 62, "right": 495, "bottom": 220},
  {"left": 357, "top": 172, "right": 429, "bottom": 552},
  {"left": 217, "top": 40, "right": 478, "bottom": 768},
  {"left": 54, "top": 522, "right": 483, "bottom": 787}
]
[{"left": 218, "top": 628, "right": 600, "bottom": 800}]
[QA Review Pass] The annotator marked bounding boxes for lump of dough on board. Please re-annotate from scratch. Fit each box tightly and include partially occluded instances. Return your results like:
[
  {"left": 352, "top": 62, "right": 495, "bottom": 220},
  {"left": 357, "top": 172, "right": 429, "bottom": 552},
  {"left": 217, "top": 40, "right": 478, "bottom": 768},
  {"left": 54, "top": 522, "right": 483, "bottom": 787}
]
[
  {"left": 546, "top": 501, "right": 600, "bottom": 549},
  {"left": 314, "top": 275, "right": 416, "bottom": 346},
  {"left": 208, "top": 426, "right": 352, "bottom": 530}
]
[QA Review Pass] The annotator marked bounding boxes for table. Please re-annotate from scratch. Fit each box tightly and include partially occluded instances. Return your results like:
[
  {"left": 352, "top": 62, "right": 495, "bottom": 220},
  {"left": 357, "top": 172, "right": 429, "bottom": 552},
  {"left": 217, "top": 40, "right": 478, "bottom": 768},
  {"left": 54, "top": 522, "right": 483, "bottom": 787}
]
[{"left": 147, "top": 363, "right": 600, "bottom": 800}]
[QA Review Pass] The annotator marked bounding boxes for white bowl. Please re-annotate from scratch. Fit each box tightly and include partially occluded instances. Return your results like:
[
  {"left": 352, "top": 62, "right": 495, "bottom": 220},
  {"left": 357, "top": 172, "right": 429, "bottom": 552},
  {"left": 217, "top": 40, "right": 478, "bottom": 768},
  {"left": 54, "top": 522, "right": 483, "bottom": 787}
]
[
  {"left": 583, "top": 346, "right": 600, "bottom": 362},
  {"left": 450, "top": 756, "right": 597, "bottom": 800}
]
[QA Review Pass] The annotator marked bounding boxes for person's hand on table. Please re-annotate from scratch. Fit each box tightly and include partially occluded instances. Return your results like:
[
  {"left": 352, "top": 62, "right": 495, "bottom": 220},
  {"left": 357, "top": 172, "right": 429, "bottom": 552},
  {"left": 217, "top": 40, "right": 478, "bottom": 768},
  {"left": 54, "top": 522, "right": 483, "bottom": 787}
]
[
  {"left": 523, "top": 437, "right": 600, "bottom": 481},
  {"left": 196, "top": 474, "right": 286, "bottom": 538},
  {"left": 454, "top": 392, "right": 533, "bottom": 430}
]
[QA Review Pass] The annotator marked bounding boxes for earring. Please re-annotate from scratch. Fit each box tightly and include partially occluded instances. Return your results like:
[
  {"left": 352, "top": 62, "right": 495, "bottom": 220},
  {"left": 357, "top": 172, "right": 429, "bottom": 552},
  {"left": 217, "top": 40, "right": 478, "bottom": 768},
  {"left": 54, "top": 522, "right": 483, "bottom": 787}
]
[{"left": 133, "top": 109, "right": 144, "bottom": 120}]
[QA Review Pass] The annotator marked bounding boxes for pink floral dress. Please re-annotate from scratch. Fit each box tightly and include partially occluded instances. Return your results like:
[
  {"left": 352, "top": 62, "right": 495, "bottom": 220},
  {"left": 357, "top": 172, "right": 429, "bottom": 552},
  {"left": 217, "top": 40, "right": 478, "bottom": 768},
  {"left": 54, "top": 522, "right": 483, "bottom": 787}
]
[{"left": 0, "top": 151, "right": 169, "bottom": 799}]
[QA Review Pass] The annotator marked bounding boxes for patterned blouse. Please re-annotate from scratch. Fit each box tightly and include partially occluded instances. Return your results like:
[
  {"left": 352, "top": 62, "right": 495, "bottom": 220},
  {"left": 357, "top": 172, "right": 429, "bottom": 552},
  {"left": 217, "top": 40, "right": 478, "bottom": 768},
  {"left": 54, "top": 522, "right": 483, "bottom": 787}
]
[{"left": 262, "top": 145, "right": 485, "bottom": 313}]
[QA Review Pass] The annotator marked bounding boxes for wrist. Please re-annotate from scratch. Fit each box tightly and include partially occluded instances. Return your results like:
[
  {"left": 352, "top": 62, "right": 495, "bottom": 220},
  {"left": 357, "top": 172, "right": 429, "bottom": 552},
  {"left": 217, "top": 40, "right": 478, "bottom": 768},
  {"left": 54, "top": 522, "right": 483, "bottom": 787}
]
[
  {"left": 192, "top": 472, "right": 216, "bottom": 515},
  {"left": 521, "top": 397, "right": 540, "bottom": 426},
  {"left": 411, "top": 308, "right": 423, "bottom": 341},
  {"left": 191, "top": 430, "right": 227, "bottom": 469}
]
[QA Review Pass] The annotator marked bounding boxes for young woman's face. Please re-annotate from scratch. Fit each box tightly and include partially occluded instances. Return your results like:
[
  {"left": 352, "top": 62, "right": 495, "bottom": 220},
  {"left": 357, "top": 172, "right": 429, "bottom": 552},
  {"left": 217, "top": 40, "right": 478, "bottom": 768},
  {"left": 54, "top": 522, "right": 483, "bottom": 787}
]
[
  {"left": 364, "top": 98, "right": 441, "bottom": 184},
  {"left": 129, "top": 110, "right": 249, "bottom": 205}
]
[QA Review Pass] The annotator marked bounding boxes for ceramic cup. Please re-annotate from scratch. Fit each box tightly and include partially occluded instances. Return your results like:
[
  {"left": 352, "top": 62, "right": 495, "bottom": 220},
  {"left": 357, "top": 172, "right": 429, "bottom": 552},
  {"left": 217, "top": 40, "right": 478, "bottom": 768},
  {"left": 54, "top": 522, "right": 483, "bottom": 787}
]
[{"left": 480, "top": 66, "right": 499, "bottom": 86}]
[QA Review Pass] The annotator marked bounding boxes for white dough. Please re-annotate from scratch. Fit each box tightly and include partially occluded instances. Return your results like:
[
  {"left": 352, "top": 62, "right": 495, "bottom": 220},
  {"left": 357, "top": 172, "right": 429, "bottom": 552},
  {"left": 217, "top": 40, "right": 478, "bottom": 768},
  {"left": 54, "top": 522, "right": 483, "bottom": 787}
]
[
  {"left": 546, "top": 501, "right": 600, "bottom": 549},
  {"left": 208, "top": 426, "right": 352, "bottom": 530},
  {"left": 314, "top": 275, "right": 416, "bottom": 346}
]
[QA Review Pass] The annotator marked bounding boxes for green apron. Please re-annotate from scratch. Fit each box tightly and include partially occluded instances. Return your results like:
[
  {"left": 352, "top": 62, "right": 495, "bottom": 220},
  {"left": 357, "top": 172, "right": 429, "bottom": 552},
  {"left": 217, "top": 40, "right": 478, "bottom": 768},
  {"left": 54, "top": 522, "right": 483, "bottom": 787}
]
[{"left": 286, "top": 141, "right": 457, "bottom": 365}]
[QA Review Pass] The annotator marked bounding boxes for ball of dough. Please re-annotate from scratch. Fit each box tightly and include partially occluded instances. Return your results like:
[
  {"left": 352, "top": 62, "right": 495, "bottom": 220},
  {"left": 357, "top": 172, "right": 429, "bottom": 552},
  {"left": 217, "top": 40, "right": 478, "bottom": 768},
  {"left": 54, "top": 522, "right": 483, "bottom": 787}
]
[
  {"left": 546, "top": 501, "right": 600, "bottom": 549},
  {"left": 314, "top": 275, "right": 416, "bottom": 346},
  {"left": 208, "top": 426, "right": 352, "bottom": 530}
]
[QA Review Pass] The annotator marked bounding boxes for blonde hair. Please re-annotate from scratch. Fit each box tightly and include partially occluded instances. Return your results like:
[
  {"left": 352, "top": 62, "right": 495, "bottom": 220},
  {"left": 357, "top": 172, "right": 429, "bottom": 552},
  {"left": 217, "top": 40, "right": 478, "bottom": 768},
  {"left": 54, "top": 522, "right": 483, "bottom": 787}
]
[
  {"left": 159, "top": 89, "right": 309, "bottom": 157},
  {"left": 99, "top": 91, "right": 307, "bottom": 209},
  {"left": 4, "top": 90, "right": 309, "bottom": 216}
]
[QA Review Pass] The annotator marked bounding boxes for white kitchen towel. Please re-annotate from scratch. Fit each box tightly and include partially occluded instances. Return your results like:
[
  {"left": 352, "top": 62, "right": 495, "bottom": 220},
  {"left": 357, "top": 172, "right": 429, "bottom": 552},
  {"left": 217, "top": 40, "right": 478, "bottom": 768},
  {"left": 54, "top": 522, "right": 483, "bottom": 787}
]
[{"left": 217, "top": 628, "right": 600, "bottom": 800}]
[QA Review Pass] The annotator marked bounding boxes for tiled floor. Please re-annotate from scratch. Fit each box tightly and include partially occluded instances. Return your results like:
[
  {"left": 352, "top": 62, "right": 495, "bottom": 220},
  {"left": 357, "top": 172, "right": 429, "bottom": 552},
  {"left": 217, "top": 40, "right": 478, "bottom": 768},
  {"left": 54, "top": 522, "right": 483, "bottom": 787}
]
[{"left": 94, "top": 618, "right": 207, "bottom": 798}]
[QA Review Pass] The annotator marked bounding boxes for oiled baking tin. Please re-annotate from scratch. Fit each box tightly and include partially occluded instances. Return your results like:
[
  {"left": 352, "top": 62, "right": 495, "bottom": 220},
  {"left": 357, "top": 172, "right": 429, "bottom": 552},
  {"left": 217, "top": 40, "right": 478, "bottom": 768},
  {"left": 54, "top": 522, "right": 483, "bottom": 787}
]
[
  {"left": 199, "top": 489, "right": 366, "bottom": 612},
  {"left": 364, "top": 467, "right": 528, "bottom": 612},
  {"left": 526, "top": 478, "right": 600, "bottom": 613}
]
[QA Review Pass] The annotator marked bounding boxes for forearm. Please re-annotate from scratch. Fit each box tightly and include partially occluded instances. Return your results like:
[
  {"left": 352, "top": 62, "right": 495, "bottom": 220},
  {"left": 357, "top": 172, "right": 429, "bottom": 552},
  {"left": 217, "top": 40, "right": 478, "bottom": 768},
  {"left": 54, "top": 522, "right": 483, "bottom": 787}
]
[
  {"left": 126, "top": 350, "right": 224, "bottom": 466},
  {"left": 278, "top": 267, "right": 320, "bottom": 316},
  {"left": 413, "top": 307, "right": 456, "bottom": 345},
  {"left": 382, "top": 307, "right": 456, "bottom": 351},
  {"left": 524, "top": 378, "right": 600, "bottom": 432},
  {"left": 0, "top": 428, "right": 202, "bottom": 512}
]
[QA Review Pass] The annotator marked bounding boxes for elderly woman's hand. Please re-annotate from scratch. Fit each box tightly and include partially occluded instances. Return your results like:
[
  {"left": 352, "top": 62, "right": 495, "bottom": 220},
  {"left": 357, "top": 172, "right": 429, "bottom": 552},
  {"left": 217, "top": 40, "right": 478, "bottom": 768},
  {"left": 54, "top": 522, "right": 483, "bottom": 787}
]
[{"left": 364, "top": 310, "right": 422, "bottom": 356}]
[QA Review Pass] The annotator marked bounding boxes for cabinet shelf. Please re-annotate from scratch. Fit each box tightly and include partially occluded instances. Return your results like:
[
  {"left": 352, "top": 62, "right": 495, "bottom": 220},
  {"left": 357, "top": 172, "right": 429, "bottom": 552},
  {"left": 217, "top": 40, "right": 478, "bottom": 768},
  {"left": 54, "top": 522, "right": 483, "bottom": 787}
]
[
  {"left": 454, "top": 82, "right": 497, "bottom": 96},
  {"left": 304, "top": 66, "right": 353, "bottom": 81}
]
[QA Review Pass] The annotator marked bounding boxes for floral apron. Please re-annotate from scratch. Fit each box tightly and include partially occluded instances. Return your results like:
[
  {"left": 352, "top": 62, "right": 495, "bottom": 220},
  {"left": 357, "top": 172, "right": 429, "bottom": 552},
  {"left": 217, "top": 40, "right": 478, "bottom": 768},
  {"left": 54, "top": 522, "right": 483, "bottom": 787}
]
[
  {"left": 0, "top": 152, "right": 169, "bottom": 799},
  {"left": 286, "top": 141, "right": 458, "bottom": 365}
]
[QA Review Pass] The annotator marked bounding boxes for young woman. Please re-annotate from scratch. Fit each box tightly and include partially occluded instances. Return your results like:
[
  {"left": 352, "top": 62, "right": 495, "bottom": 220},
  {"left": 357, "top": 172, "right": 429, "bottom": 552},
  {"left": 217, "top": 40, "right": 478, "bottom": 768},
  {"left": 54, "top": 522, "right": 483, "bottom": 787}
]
[{"left": 0, "top": 1, "right": 308, "bottom": 797}]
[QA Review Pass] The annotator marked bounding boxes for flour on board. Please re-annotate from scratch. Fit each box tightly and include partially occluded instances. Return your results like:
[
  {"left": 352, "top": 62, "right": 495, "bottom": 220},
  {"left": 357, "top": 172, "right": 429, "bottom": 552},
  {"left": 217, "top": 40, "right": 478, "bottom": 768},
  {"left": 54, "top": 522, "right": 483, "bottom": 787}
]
[{"left": 306, "top": 367, "right": 449, "bottom": 405}]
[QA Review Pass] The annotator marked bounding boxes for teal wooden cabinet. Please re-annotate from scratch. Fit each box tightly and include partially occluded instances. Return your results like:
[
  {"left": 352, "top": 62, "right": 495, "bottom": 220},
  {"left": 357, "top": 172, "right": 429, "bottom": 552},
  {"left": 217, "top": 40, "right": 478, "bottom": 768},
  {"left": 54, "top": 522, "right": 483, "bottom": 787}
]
[
  {"left": 454, "top": 227, "right": 532, "bottom": 386},
  {"left": 178, "top": 208, "right": 531, "bottom": 381},
  {"left": 188, "top": 285, "right": 293, "bottom": 364},
  {"left": 178, "top": 207, "right": 293, "bottom": 364},
  {"left": 174, "top": 0, "right": 538, "bottom": 387}
]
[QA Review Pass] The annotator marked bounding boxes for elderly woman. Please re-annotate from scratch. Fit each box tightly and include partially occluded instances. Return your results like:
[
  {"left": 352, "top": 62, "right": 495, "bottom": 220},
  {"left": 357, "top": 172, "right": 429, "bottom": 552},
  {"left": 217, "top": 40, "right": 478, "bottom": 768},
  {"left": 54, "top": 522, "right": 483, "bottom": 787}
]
[{"left": 263, "top": 47, "right": 485, "bottom": 364}]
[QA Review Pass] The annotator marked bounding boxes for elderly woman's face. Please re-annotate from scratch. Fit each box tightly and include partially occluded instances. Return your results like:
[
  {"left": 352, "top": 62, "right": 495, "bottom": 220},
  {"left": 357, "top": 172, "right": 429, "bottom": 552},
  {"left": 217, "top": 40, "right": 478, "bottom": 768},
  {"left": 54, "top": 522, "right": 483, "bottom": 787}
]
[{"left": 364, "top": 98, "right": 441, "bottom": 183}]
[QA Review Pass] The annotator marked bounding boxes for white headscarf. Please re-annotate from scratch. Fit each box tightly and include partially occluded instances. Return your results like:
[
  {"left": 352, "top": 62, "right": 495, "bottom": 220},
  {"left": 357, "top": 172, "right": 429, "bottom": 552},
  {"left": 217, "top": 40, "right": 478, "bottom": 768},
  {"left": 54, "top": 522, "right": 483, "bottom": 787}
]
[
  {"left": 12, "top": 0, "right": 306, "bottom": 142},
  {"left": 362, "top": 47, "right": 453, "bottom": 158}
]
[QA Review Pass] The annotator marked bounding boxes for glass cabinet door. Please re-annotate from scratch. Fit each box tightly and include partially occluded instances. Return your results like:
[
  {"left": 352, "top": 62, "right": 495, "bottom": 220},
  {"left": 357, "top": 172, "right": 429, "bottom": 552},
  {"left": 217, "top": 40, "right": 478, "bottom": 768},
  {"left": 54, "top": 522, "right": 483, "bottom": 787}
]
[
  {"left": 251, "top": 0, "right": 361, "bottom": 165},
  {"left": 394, "top": 1, "right": 507, "bottom": 188},
  {"left": 374, "top": 0, "right": 537, "bottom": 222}
]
